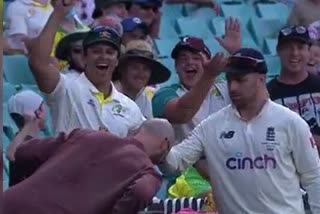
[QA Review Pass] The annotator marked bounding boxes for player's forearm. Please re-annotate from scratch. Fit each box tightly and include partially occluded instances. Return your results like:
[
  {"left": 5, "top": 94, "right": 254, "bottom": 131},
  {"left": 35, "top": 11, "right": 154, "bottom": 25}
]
[{"left": 300, "top": 167, "right": 320, "bottom": 213}]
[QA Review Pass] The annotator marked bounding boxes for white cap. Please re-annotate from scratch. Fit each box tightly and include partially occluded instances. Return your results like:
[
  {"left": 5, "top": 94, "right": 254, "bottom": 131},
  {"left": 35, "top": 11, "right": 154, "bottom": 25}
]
[{"left": 8, "top": 90, "right": 44, "bottom": 116}]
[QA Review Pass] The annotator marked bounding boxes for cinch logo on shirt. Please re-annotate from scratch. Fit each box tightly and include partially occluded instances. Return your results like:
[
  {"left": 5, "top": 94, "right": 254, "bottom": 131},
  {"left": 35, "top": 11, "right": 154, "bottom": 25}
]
[{"left": 226, "top": 153, "right": 277, "bottom": 170}]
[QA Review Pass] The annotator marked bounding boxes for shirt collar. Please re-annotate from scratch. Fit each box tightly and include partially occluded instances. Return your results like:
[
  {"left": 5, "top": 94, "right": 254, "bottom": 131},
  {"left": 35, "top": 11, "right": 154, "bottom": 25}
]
[
  {"left": 231, "top": 99, "right": 271, "bottom": 122},
  {"left": 77, "top": 73, "right": 121, "bottom": 103}
]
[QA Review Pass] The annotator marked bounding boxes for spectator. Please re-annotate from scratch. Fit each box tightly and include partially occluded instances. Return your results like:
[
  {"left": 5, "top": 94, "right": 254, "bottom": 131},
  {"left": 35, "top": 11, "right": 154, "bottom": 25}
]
[
  {"left": 308, "top": 40, "right": 320, "bottom": 75},
  {"left": 75, "top": 0, "right": 95, "bottom": 25},
  {"left": 27, "top": 0, "right": 145, "bottom": 137},
  {"left": 6, "top": 90, "right": 46, "bottom": 186},
  {"left": 92, "top": 15, "right": 124, "bottom": 36},
  {"left": 113, "top": 40, "right": 171, "bottom": 119},
  {"left": 92, "top": 0, "right": 131, "bottom": 20},
  {"left": 54, "top": 29, "right": 89, "bottom": 78},
  {"left": 268, "top": 26, "right": 320, "bottom": 148},
  {"left": 128, "top": 0, "right": 162, "bottom": 38},
  {"left": 3, "top": 119, "right": 175, "bottom": 214},
  {"left": 287, "top": 0, "right": 320, "bottom": 26},
  {"left": 121, "top": 17, "right": 149, "bottom": 46},
  {"left": 160, "top": 48, "right": 320, "bottom": 214},
  {"left": 4, "top": 0, "right": 53, "bottom": 54}
]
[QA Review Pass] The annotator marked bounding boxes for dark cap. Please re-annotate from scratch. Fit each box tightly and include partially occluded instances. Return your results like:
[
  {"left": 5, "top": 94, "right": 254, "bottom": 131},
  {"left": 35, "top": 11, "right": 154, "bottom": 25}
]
[
  {"left": 278, "top": 26, "right": 311, "bottom": 47},
  {"left": 171, "top": 36, "right": 211, "bottom": 59},
  {"left": 94, "top": 0, "right": 131, "bottom": 10},
  {"left": 133, "top": 0, "right": 162, "bottom": 5},
  {"left": 83, "top": 26, "right": 121, "bottom": 51},
  {"left": 121, "top": 17, "right": 149, "bottom": 35},
  {"left": 225, "top": 48, "right": 268, "bottom": 74}
]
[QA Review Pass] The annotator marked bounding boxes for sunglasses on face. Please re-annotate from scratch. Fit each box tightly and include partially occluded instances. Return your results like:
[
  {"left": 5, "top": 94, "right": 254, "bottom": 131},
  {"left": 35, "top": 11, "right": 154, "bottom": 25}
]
[
  {"left": 280, "top": 26, "right": 307, "bottom": 36},
  {"left": 138, "top": 4, "right": 159, "bottom": 13}
]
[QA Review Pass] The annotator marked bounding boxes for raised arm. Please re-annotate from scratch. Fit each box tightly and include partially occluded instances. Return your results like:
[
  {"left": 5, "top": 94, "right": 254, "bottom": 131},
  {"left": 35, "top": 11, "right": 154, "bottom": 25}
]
[
  {"left": 153, "top": 53, "right": 226, "bottom": 124},
  {"left": 26, "top": 0, "right": 75, "bottom": 94}
]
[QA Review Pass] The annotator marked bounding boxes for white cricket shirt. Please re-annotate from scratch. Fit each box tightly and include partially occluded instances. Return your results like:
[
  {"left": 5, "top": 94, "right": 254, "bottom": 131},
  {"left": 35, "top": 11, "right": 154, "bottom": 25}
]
[
  {"left": 46, "top": 73, "right": 145, "bottom": 137},
  {"left": 163, "top": 100, "right": 320, "bottom": 214}
]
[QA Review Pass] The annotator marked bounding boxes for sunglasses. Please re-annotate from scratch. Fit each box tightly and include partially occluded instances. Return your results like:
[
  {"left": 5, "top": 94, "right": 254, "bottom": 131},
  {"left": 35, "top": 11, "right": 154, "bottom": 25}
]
[
  {"left": 280, "top": 26, "right": 307, "bottom": 36},
  {"left": 227, "top": 56, "right": 264, "bottom": 68},
  {"left": 139, "top": 4, "right": 159, "bottom": 13}
]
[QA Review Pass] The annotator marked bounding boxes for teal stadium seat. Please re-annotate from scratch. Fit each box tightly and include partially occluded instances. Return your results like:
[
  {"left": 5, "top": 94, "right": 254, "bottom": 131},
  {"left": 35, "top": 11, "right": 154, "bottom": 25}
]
[
  {"left": 256, "top": 2, "right": 289, "bottom": 25},
  {"left": 3, "top": 55, "right": 36, "bottom": 85},
  {"left": 161, "top": 3, "right": 184, "bottom": 21},
  {"left": 264, "top": 38, "right": 278, "bottom": 55},
  {"left": 211, "top": 17, "right": 259, "bottom": 51},
  {"left": 159, "top": 16, "right": 180, "bottom": 39},
  {"left": 154, "top": 39, "right": 179, "bottom": 57},
  {"left": 3, "top": 82, "right": 17, "bottom": 103},
  {"left": 264, "top": 55, "right": 281, "bottom": 77},
  {"left": 158, "top": 58, "right": 179, "bottom": 87},
  {"left": 177, "top": 17, "right": 213, "bottom": 38},
  {"left": 204, "top": 38, "right": 224, "bottom": 53},
  {"left": 220, "top": 1, "right": 254, "bottom": 25},
  {"left": 187, "top": 6, "right": 217, "bottom": 21},
  {"left": 249, "top": 17, "right": 284, "bottom": 48}
]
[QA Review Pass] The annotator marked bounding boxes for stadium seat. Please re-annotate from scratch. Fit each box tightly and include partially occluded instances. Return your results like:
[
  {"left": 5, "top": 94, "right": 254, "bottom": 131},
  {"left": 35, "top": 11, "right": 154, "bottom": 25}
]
[
  {"left": 264, "top": 55, "right": 281, "bottom": 77},
  {"left": 161, "top": 3, "right": 184, "bottom": 20},
  {"left": 249, "top": 17, "right": 284, "bottom": 47},
  {"left": 177, "top": 17, "right": 213, "bottom": 38},
  {"left": 154, "top": 39, "right": 179, "bottom": 57},
  {"left": 220, "top": 1, "right": 254, "bottom": 25},
  {"left": 3, "top": 103, "right": 18, "bottom": 140},
  {"left": 264, "top": 38, "right": 277, "bottom": 55},
  {"left": 158, "top": 58, "right": 179, "bottom": 87},
  {"left": 204, "top": 38, "right": 224, "bottom": 53},
  {"left": 3, "top": 82, "right": 17, "bottom": 103},
  {"left": 159, "top": 17, "right": 180, "bottom": 39},
  {"left": 256, "top": 2, "right": 289, "bottom": 25},
  {"left": 211, "top": 17, "right": 259, "bottom": 50},
  {"left": 3, "top": 1, "right": 9, "bottom": 19},
  {"left": 3, "top": 55, "right": 36, "bottom": 85},
  {"left": 187, "top": 7, "right": 217, "bottom": 21}
]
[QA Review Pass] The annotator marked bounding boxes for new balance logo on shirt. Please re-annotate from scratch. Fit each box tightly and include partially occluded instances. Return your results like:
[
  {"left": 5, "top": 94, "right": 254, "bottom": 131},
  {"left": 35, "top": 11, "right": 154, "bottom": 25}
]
[{"left": 220, "top": 131, "right": 235, "bottom": 139}]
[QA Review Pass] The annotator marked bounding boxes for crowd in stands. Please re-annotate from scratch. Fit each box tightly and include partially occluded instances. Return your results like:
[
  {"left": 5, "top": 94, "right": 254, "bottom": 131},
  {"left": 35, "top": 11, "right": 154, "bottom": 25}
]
[{"left": 2, "top": 0, "right": 320, "bottom": 213}]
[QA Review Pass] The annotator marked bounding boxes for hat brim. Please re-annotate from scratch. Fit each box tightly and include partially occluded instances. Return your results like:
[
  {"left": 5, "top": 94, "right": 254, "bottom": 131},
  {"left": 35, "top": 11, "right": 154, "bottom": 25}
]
[
  {"left": 171, "top": 44, "right": 201, "bottom": 59},
  {"left": 124, "top": 23, "right": 149, "bottom": 35},
  {"left": 55, "top": 32, "right": 88, "bottom": 61},
  {"left": 84, "top": 38, "right": 120, "bottom": 51},
  {"left": 278, "top": 36, "right": 310, "bottom": 46},
  {"left": 114, "top": 55, "right": 171, "bottom": 85},
  {"left": 224, "top": 65, "right": 258, "bottom": 75}
]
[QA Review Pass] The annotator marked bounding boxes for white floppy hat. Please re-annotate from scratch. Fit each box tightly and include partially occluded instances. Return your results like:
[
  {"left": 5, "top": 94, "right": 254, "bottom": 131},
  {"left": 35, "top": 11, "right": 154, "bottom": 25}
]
[{"left": 8, "top": 90, "right": 44, "bottom": 116}]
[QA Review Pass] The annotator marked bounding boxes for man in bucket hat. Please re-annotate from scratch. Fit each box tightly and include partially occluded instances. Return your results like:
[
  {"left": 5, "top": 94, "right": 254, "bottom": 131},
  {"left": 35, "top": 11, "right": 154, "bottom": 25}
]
[
  {"left": 114, "top": 40, "right": 170, "bottom": 119},
  {"left": 54, "top": 28, "right": 89, "bottom": 78},
  {"left": 27, "top": 0, "right": 145, "bottom": 137}
]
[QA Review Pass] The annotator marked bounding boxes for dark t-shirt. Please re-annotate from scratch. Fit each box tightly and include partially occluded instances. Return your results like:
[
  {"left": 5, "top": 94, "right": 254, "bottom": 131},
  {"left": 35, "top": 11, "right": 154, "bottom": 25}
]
[
  {"left": 267, "top": 74, "right": 320, "bottom": 134},
  {"left": 4, "top": 129, "right": 161, "bottom": 214}
]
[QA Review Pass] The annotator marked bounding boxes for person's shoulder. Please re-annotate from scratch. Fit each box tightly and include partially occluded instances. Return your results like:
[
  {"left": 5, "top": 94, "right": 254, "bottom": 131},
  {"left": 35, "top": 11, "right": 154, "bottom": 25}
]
[
  {"left": 268, "top": 100, "right": 303, "bottom": 122},
  {"left": 307, "top": 73, "right": 320, "bottom": 86},
  {"left": 203, "top": 105, "right": 232, "bottom": 125},
  {"left": 154, "top": 84, "right": 180, "bottom": 95},
  {"left": 266, "top": 77, "right": 279, "bottom": 90}
]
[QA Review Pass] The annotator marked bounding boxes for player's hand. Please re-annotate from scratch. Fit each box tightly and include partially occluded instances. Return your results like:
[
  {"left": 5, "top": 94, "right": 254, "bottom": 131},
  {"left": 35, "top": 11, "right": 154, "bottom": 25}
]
[
  {"left": 201, "top": 52, "right": 227, "bottom": 78},
  {"left": 51, "top": 0, "right": 77, "bottom": 17}
]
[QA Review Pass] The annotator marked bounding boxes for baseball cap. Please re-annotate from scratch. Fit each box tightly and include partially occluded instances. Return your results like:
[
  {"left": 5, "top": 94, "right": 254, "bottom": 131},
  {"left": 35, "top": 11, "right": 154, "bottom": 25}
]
[
  {"left": 83, "top": 26, "right": 121, "bottom": 51},
  {"left": 133, "top": 0, "right": 162, "bottom": 5},
  {"left": 278, "top": 26, "right": 311, "bottom": 46},
  {"left": 8, "top": 90, "right": 43, "bottom": 116},
  {"left": 122, "top": 17, "right": 149, "bottom": 35},
  {"left": 171, "top": 36, "right": 211, "bottom": 59},
  {"left": 224, "top": 48, "right": 268, "bottom": 74}
]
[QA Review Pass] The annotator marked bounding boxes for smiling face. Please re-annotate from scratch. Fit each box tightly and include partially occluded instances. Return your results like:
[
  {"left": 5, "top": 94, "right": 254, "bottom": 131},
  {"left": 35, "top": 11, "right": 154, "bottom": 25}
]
[
  {"left": 277, "top": 40, "right": 310, "bottom": 74},
  {"left": 121, "top": 59, "right": 152, "bottom": 93},
  {"left": 175, "top": 49, "right": 204, "bottom": 89},
  {"left": 84, "top": 43, "right": 119, "bottom": 86}
]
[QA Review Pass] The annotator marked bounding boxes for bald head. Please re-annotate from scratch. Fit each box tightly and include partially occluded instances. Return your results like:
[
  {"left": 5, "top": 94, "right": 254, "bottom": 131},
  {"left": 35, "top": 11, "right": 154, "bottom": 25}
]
[{"left": 133, "top": 118, "right": 175, "bottom": 163}]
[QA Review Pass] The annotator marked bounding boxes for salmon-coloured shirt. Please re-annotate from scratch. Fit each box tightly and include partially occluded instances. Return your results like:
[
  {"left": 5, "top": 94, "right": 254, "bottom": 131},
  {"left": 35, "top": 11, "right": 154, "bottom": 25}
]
[{"left": 4, "top": 129, "right": 161, "bottom": 214}]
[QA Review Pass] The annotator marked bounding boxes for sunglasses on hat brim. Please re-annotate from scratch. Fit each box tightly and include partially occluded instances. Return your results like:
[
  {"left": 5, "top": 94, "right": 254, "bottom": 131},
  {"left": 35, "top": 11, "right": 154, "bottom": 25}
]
[{"left": 280, "top": 26, "right": 307, "bottom": 36}]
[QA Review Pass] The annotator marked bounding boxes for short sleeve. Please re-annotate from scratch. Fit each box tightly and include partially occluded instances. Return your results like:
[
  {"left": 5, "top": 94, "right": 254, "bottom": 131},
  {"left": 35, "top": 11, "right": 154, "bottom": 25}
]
[
  {"left": 45, "top": 74, "right": 67, "bottom": 104},
  {"left": 152, "top": 86, "right": 179, "bottom": 118},
  {"left": 128, "top": 101, "right": 146, "bottom": 135},
  {"left": 5, "top": 3, "right": 28, "bottom": 36},
  {"left": 289, "top": 115, "right": 320, "bottom": 174}
]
